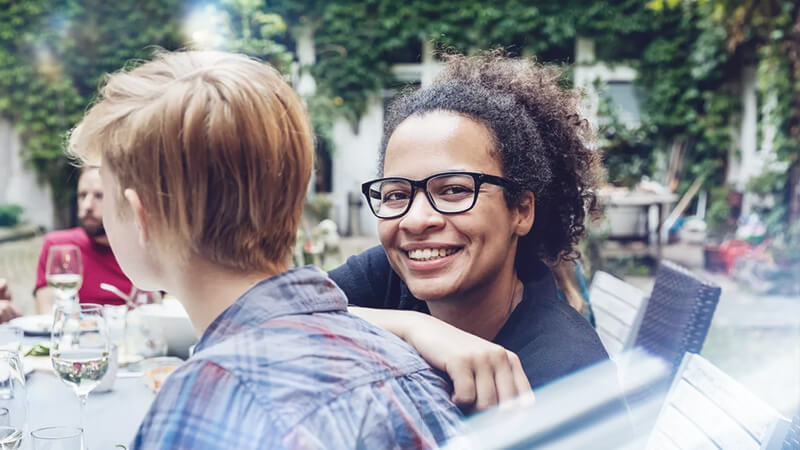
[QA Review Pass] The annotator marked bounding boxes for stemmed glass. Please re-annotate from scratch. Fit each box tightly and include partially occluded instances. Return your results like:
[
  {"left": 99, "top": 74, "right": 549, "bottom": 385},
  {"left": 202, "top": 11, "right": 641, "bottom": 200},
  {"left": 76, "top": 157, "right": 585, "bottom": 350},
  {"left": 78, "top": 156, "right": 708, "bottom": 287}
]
[
  {"left": 46, "top": 245, "right": 83, "bottom": 310},
  {"left": 0, "top": 350, "right": 25, "bottom": 450},
  {"left": 50, "top": 304, "right": 109, "bottom": 440},
  {"left": 31, "top": 427, "right": 85, "bottom": 450}
]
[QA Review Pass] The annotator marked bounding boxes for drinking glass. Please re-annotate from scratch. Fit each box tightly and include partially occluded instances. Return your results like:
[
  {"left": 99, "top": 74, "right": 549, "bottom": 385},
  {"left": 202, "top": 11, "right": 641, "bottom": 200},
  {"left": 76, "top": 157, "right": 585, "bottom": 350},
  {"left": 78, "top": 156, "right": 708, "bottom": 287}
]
[
  {"left": 31, "top": 427, "right": 84, "bottom": 450},
  {"left": 50, "top": 304, "right": 109, "bottom": 436},
  {"left": 0, "top": 327, "right": 22, "bottom": 355},
  {"left": 46, "top": 245, "right": 83, "bottom": 310},
  {"left": 0, "top": 351, "right": 25, "bottom": 450}
]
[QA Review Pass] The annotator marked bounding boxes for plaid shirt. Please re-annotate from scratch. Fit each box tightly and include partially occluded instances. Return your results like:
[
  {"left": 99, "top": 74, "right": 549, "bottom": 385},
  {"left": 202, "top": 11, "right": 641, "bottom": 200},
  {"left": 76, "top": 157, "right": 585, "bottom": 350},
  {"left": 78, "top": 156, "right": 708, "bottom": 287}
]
[{"left": 131, "top": 266, "right": 461, "bottom": 449}]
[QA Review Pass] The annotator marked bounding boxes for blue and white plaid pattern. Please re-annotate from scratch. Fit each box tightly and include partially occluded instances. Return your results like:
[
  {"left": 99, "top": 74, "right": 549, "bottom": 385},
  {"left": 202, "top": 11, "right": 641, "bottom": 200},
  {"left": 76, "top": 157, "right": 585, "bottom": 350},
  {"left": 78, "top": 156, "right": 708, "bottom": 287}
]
[{"left": 131, "top": 266, "right": 461, "bottom": 449}]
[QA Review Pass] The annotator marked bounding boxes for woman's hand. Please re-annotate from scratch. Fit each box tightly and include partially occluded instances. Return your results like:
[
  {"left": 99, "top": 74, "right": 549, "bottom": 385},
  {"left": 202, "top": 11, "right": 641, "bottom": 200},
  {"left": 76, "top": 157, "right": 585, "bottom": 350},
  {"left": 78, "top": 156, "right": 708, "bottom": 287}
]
[
  {"left": 0, "top": 301, "right": 20, "bottom": 324},
  {"left": 0, "top": 278, "right": 10, "bottom": 300},
  {"left": 349, "top": 307, "right": 531, "bottom": 412}
]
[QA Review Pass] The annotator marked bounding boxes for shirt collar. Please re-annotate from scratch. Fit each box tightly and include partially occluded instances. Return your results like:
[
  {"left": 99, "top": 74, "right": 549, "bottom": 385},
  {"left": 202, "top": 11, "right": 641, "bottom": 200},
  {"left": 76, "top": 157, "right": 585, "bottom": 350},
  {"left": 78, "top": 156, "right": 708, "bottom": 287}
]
[{"left": 194, "top": 265, "right": 347, "bottom": 353}]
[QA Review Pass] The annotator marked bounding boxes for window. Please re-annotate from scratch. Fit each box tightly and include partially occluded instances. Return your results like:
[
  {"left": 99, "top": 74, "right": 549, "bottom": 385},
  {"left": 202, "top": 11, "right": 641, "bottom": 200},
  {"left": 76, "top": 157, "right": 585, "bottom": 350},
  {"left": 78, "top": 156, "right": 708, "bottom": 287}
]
[{"left": 605, "top": 80, "right": 642, "bottom": 126}]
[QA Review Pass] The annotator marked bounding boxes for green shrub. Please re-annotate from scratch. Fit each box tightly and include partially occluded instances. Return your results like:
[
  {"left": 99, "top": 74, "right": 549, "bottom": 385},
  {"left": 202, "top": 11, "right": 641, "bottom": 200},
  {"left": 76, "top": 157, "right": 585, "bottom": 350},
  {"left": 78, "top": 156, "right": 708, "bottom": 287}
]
[{"left": 0, "top": 204, "right": 23, "bottom": 227}]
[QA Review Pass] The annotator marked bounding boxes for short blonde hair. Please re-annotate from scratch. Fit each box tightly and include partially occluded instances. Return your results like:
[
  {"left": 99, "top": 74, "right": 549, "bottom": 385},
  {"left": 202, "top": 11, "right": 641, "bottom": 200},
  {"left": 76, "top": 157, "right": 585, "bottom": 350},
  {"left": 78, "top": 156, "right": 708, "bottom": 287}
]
[{"left": 69, "top": 50, "right": 313, "bottom": 272}]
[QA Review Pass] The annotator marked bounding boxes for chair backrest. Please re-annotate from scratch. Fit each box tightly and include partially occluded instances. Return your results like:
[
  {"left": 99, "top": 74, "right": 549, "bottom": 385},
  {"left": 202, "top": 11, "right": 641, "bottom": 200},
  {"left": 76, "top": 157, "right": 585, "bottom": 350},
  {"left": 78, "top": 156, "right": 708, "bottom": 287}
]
[
  {"left": 647, "top": 353, "right": 791, "bottom": 450},
  {"left": 634, "top": 260, "right": 721, "bottom": 370},
  {"left": 589, "top": 271, "right": 649, "bottom": 357}
]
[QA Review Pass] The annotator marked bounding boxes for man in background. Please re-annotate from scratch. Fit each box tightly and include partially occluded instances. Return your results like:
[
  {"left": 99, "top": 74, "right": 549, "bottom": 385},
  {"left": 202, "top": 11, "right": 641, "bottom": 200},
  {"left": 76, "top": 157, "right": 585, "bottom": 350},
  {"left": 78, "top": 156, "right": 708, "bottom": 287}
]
[{"left": 34, "top": 167, "right": 132, "bottom": 311}]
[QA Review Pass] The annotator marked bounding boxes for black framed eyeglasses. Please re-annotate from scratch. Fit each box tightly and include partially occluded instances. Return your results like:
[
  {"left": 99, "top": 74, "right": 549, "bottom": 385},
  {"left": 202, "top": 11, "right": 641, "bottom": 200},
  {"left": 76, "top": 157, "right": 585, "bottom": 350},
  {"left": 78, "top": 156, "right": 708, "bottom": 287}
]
[{"left": 361, "top": 171, "right": 519, "bottom": 219}]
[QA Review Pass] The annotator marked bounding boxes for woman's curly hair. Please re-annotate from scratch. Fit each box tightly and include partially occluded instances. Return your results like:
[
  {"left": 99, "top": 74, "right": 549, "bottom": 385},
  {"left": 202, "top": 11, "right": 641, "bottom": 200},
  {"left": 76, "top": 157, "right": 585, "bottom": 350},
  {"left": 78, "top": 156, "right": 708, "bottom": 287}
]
[{"left": 381, "top": 50, "right": 602, "bottom": 263}]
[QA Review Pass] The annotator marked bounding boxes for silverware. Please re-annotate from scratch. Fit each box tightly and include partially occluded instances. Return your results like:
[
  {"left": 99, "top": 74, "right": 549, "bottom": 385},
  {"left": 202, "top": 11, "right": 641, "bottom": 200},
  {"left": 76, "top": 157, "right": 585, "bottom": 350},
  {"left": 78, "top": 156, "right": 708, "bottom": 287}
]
[{"left": 100, "top": 283, "right": 134, "bottom": 308}]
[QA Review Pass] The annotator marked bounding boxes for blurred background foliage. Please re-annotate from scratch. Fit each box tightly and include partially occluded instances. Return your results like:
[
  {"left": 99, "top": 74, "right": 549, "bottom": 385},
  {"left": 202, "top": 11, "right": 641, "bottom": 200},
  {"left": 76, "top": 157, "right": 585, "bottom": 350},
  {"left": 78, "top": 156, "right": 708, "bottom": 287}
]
[
  {"left": 0, "top": 0, "right": 290, "bottom": 225},
  {"left": 0, "top": 0, "right": 797, "bottom": 232}
]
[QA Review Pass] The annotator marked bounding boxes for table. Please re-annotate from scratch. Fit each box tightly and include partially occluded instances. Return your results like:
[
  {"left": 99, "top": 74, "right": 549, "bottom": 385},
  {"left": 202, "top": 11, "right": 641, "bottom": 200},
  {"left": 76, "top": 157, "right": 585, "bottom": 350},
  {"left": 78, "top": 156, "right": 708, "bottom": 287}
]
[
  {"left": 23, "top": 338, "right": 155, "bottom": 449},
  {"left": 601, "top": 192, "right": 678, "bottom": 257}
]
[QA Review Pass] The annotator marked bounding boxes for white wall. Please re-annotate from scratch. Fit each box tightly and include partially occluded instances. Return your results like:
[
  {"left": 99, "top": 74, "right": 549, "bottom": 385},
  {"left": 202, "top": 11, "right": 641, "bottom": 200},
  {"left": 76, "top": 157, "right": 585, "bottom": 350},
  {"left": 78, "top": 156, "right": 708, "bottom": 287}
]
[
  {"left": 735, "top": 65, "right": 782, "bottom": 215},
  {"left": 328, "top": 40, "right": 443, "bottom": 236},
  {"left": 330, "top": 97, "right": 384, "bottom": 236},
  {"left": 0, "top": 118, "right": 54, "bottom": 229}
]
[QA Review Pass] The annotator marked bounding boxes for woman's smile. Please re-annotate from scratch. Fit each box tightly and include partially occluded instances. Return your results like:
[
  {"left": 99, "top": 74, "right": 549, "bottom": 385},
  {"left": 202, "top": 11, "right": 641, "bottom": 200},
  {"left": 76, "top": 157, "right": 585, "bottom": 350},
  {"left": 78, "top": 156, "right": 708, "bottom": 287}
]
[{"left": 402, "top": 245, "right": 463, "bottom": 272}]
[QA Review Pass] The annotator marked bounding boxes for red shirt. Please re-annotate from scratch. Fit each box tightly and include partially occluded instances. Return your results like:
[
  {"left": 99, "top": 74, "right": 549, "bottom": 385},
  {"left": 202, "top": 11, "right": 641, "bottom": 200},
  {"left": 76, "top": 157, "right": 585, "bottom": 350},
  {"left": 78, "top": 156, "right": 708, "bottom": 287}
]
[{"left": 35, "top": 228, "right": 132, "bottom": 306}]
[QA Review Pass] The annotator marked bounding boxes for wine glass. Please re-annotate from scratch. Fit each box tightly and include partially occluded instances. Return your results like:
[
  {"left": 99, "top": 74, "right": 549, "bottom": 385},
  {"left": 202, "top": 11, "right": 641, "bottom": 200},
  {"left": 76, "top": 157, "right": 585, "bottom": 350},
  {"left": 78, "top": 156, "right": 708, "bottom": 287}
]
[
  {"left": 31, "top": 427, "right": 85, "bottom": 450},
  {"left": 0, "top": 351, "right": 25, "bottom": 450},
  {"left": 46, "top": 245, "right": 83, "bottom": 310},
  {"left": 50, "top": 304, "right": 109, "bottom": 439},
  {"left": 0, "top": 327, "right": 22, "bottom": 355}
]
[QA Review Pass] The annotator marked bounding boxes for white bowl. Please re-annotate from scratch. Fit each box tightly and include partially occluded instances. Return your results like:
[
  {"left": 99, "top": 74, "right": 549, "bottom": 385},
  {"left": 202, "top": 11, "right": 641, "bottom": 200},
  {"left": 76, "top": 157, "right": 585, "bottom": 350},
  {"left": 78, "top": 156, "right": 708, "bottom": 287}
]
[{"left": 135, "top": 299, "right": 197, "bottom": 359}]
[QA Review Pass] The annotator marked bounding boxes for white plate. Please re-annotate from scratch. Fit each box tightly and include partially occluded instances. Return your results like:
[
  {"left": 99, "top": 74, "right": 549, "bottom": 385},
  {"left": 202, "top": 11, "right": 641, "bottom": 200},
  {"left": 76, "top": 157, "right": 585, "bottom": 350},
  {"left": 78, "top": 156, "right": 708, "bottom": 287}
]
[
  {"left": 9, "top": 315, "right": 52, "bottom": 337},
  {"left": 22, "top": 358, "right": 38, "bottom": 376}
]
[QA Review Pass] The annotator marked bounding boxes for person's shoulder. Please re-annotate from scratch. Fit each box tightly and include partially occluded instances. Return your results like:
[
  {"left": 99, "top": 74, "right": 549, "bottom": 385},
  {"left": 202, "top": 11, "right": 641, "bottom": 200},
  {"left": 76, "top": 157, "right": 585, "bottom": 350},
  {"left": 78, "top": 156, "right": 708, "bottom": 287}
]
[
  {"left": 287, "top": 367, "right": 461, "bottom": 448},
  {"left": 152, "top": 358, "right": 244, "bottom": 404},
  {"left": 134, "top": 358, "right": 277, "bottom": 450},
  {"left": 534, "top": 302, "right": 606, "bottom": 355},
  {"left": 190, "top": 318, "right": 443, "bottom": 430},
  {"left": 42, "top": 228, "right": 88, "bottom": 246},
  {"left": 531, "top": 290, "right": 605, "bottom": 351},
  {"left": 507, "top": 279, "right": 608, "bottom": 386}
]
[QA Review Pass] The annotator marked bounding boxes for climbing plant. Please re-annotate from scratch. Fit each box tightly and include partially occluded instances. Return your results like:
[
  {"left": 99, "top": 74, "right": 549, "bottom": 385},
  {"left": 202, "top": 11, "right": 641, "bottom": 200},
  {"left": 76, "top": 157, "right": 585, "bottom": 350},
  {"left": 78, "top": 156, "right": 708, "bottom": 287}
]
[
  {"left": 0, "top": 0, "right": 185, "bottom": 224},
  {"left": 633, "top": 1, "right": 739, "bottom": 191},
  {"left": 266, "top": 0, "right": 653, "bottom": 125},
  {"left": 3, "top": 0, "right": 795, "bottom": 228},
  {"left": 0, "top": 0, "right": 292, "bottom": 225}
]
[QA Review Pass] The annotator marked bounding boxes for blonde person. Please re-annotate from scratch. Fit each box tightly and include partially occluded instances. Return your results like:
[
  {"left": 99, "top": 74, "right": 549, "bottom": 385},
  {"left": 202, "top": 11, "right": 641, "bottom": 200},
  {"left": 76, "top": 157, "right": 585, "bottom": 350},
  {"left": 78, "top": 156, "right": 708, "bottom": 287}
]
[
  {"left": 331, "top": 52, "right": 609, "bottom": 412},
  {"left": 68, "top": 50, "right": 461, "bottom": 449}
]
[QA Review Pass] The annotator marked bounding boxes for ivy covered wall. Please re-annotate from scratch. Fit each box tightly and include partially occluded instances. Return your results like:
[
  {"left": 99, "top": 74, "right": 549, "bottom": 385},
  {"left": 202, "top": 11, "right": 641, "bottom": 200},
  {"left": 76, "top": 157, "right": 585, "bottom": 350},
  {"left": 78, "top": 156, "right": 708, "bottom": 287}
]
[
  {"left": 1, "top": 0, "right": 797, "bottom": 229},
  {"left": 0, "top": 0, "right": 185, "bottom": 225}
]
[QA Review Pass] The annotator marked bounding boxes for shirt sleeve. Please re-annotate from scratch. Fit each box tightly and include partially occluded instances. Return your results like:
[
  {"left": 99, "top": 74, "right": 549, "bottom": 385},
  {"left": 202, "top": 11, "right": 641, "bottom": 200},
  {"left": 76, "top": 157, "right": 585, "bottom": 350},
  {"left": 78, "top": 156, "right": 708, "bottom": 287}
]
[
  {"left": 328, "top": 246, "right": 395, "bottom": 308},
  {"left": 131, "top": 361, "right": 276, "bottom": 450},
  {"left": 33, "top": 238, "right": 51, "bottom": 294}
]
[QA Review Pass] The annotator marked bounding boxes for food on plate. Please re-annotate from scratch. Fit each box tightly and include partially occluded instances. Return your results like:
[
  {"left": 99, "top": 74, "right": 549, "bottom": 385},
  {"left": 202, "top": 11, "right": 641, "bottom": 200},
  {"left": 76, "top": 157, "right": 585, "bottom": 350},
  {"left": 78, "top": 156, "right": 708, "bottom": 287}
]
[
  {"left": 142, "top": 357, "right": 183, "bottom": 392},
  {"left": 25, "top": 343, "right": 50, "bottom": 357}
]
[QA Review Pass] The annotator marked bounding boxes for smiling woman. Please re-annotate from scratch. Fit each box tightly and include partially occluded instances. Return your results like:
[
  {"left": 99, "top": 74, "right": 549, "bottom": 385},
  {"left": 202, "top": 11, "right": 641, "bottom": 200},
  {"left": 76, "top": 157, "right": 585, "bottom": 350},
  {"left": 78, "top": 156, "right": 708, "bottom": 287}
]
[{"left": 330, "top": 51, "right": 609, "bottom": 412}]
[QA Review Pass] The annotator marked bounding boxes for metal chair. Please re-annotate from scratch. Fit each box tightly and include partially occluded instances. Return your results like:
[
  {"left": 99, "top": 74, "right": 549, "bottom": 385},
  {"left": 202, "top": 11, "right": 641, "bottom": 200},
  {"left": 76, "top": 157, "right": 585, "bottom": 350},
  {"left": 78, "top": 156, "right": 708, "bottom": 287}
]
[{"left": 634, "top": 260, "right": 721, "bottom": 371}]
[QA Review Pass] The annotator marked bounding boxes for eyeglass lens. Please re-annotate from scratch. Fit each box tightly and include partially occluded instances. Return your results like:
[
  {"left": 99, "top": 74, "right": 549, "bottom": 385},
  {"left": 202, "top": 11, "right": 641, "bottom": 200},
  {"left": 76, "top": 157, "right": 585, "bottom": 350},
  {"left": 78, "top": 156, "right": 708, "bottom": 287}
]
[{"left": 368, "top": 173, "right": 476, "bottom": 218}]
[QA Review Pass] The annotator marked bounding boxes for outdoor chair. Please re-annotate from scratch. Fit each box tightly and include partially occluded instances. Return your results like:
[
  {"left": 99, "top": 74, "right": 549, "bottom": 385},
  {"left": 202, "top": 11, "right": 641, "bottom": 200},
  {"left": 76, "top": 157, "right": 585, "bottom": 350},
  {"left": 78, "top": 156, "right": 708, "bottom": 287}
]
[
  {"left": 646, "top": 352, "right": 792, "bottom": 449},
  {"left": 588, "top": 271, "right": 649, "bottom": 358},
  {"left": 633, "top": 260, "right": 721, "bottom": 371}
]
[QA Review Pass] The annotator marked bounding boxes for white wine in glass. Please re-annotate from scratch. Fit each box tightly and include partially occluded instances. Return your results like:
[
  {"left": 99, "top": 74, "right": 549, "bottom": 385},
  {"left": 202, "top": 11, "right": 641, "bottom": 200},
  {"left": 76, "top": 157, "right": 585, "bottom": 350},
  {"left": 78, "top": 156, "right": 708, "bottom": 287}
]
[
  {"left": 50, "top": 304, "right": 109, "bottom": 441},
  {"left": 51, "top": 350, "right": 109, "bottom": 397},
  {"left": 46, "top": 245, "right": 83, "bottom": 309}
]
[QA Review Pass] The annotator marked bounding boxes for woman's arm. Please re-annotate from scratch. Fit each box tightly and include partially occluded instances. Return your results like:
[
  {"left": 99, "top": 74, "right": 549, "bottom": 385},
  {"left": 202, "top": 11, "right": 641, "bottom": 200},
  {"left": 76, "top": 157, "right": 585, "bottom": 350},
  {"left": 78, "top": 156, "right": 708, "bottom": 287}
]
[
  {"left": 331, "top": 247, "right": 531, "bottom": 411},
  {"left": 350, "top": 306, "right": 531, "bottom": 413}
]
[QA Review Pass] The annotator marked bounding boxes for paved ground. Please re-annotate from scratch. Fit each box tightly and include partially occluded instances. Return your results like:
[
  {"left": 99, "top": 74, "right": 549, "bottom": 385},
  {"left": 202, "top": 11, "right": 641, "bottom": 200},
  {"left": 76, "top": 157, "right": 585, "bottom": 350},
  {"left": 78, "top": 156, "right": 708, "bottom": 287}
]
[{"left": 2, "top": 235, "right": 797, "bottom": 416}]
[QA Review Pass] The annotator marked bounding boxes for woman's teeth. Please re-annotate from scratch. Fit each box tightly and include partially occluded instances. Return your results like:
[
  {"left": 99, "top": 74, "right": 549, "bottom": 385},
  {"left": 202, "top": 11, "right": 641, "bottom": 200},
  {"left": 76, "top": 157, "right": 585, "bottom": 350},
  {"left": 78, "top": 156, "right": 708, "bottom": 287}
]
[{"left": 407, "top": 248, "right": 458, "bottom": 261}]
